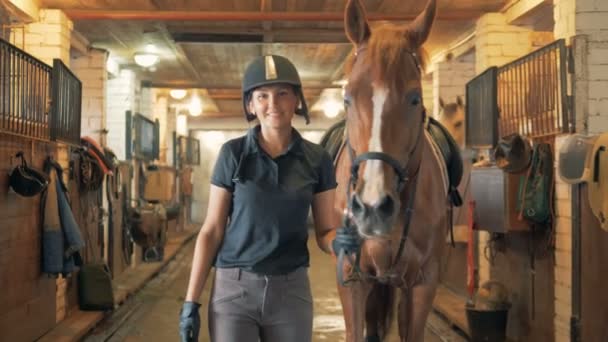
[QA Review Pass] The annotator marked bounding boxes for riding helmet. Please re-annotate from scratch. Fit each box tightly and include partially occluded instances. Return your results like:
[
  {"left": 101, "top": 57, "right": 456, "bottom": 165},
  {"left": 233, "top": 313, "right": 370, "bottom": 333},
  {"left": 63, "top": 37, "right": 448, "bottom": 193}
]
[
  {"left": 242, "top": 55, "right": 309, "bottom": 124},
  {"left": 8, "top": 152, "right": 49, "bottom": 197}
]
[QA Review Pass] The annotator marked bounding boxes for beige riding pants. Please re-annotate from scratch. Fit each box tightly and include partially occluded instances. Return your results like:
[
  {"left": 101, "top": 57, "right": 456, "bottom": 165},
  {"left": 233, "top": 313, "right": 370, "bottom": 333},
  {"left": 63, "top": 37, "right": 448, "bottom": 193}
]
[{"left": 208, "top": 267, "right": 313, "bottom": 342}]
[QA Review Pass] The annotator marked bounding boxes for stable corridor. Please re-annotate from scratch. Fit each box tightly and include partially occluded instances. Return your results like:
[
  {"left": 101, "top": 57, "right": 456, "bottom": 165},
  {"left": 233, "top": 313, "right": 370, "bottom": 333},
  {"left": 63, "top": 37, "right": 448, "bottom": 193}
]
[{"left": 82, "top": 235, "right": 467, "bottom": 342}]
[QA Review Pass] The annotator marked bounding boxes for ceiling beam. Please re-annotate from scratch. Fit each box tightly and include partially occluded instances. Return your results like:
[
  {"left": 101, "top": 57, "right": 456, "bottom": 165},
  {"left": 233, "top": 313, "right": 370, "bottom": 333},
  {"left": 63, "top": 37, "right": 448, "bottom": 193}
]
[
  {"left": 170, "top": 27, "right": 351, "bottom": 44},
  {"left": 64, "top": 10, "right": 483, "bottom": 22},
  {"left": 261, "top": 0, "right": 273, "bottom": 55},
  {"left": 0, "top": 0, "right": 38, "bottom": 23},
  {"left": 70, "top": 30, "right": 90, "bottom": 56}
]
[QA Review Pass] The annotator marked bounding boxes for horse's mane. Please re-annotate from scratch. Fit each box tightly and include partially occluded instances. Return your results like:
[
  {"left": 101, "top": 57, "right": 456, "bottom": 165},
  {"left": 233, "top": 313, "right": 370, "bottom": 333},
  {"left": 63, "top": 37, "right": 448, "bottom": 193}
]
[{"left": 345, "top": 23, "right": 429, "bottom": 93}]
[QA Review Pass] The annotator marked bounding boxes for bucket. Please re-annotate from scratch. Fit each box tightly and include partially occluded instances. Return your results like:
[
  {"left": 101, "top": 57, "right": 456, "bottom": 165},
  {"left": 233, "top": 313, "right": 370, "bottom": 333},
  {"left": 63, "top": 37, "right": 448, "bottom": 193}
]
[{"left": 466, "top": 307, "right": 509, "bottom": 342}]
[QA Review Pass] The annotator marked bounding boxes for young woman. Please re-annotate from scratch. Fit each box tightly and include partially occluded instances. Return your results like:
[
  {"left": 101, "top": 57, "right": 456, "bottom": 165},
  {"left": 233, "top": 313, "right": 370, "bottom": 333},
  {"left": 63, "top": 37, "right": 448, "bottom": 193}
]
[{"left": 179, "top": 55, "right": 359, "bottom": 342}]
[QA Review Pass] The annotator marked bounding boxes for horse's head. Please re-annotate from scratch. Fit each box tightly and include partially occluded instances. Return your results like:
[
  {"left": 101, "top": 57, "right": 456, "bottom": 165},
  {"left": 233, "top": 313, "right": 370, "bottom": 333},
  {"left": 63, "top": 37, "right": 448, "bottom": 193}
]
[
  {"left": 342, "top": 0, "right": 436, "bottom": 238},
  {"left": 438, "top": 96, "right": 466, "bottom": 148}
]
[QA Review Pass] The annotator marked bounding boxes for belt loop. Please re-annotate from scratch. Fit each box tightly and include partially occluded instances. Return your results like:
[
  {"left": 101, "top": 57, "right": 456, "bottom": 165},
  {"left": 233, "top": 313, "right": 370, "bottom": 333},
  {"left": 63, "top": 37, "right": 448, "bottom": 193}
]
[{"left": 236, "top": 268, "right": 242, "bottom": 280}]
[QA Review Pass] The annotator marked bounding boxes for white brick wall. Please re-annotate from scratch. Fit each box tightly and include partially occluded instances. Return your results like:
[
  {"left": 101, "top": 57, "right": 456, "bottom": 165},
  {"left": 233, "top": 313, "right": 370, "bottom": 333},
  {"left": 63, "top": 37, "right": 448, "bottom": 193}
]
[
  {"left": 555, "top": 0, "right": 577, "bottom": 40},
  {"left": 432, "top": 57, "right": 475, "bottom": 118},
  {"left": 553, "top": 134, "right": 573, "bottom": 341},
  {"left": 71, "top": 49, "right": 108, "bottom": 144},
  {"left": 578, "top": 0, "right": 608, "bottom": 135},
  {"left": 166, "top": 108, "right": 177, "bottom": 167},
  {"left": 154, "top": 95, "right": 170, "bottom": 164},
  {"left": 475, "top": 13, "right": 537, "bottom": 74},
  {"left": 13, "top": 9, "right": 72, "bottom": 66},
  {"left": 106, "top": 69, "right": 138, "bottom": 160}
]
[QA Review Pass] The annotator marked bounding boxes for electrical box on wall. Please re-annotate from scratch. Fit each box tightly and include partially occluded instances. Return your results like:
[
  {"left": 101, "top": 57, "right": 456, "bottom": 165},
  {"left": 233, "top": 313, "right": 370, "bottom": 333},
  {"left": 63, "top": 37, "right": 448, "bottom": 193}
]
[{"left": 470, "top": 166, "right": 530, "bottom": 232}]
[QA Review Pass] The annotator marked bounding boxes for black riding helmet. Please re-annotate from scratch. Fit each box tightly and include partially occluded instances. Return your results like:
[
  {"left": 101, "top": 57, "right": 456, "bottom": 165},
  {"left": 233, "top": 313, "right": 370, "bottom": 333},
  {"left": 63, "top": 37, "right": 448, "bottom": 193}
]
[
  {"left": 8, "top": 151, "right": 49, "bottom": 197},
  {"left": 242, "top": 55, "right": 310, "bottom": 124}
]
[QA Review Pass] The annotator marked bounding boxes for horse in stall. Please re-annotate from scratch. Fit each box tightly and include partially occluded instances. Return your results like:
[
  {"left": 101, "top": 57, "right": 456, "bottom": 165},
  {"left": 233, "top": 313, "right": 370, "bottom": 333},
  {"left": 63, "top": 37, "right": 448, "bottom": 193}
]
[
  {"left": 438, "top": 96, "right": 466, "bottom": 149},
  {"left": 330, "top": 0, "right": 461, "bottom": 341}
]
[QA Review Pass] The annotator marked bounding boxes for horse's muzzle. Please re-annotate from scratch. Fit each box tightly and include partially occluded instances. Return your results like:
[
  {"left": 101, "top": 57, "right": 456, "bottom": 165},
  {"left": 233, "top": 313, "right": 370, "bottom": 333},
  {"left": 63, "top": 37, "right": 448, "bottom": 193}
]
[{"left": 350, "top": 192, "right": 397, "bottom": 236}]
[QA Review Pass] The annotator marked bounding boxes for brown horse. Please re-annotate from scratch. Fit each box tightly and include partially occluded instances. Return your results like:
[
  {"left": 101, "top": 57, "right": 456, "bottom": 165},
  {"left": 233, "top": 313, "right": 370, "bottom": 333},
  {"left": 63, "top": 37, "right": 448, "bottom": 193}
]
[
  {"left": 438, "top": 96, "right": 466, "bottom": 149},
  {"left": 334, "top": 0, "right": 450, "bottom": 341}
]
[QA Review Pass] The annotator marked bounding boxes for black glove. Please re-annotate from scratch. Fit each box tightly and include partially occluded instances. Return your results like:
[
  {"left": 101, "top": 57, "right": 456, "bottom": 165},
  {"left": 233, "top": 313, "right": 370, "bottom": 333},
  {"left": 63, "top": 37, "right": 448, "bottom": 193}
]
[
  {"left": 332, "top": 226, "right": 361, "bottom": 255},
  {"left": 179, "top": 301, "right": 201, "bottom": 342}
]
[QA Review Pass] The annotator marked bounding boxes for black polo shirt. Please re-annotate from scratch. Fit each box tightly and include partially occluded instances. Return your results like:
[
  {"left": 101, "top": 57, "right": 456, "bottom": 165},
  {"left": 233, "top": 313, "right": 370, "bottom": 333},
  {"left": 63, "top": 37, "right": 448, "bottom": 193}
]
[{"left": 210, "top": 125, "right": 337, "bottom": 275}]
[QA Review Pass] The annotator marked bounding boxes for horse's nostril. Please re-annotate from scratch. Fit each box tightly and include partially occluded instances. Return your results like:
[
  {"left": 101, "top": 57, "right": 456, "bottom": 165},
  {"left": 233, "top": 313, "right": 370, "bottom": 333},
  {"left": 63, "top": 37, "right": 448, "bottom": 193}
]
[
  {"left": 351, "top": 194, "right": 365, "bottom": 215},
  {"left": 375, "top": 195, "right": 394, "bottom": 217}
]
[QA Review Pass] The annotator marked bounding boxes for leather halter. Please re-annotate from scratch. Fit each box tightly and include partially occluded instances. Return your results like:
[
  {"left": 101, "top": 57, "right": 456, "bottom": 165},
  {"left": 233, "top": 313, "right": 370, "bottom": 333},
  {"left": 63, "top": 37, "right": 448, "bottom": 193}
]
[{"left": 337, "top": 46, "right": 427, "bottom": 286}]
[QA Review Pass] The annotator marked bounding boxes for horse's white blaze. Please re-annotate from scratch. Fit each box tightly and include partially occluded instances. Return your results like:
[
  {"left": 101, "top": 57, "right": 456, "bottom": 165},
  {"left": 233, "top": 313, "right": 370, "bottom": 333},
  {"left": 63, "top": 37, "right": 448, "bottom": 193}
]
[{"left": 362, "top": 85, "right": 388, "bottom": 204}]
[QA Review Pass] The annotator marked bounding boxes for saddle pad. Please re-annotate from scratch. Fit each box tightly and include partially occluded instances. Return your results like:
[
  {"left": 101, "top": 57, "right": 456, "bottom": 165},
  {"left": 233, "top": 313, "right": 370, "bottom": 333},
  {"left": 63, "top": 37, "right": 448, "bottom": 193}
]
[
  {"left": 426, "top": 117, "right": 464, "bottom": 190},
  {"left": 425, "top": 130, "right": 449, "bottom": 196},
  {"left": 319, "top": 119, "right": 346, "bottom": 165}
]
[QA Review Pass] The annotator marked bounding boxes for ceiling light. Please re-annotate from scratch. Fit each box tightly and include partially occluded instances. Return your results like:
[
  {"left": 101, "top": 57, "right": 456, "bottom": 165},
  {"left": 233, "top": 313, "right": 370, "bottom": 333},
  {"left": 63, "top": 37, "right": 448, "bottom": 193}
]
[
  {"left": 145, "top": 44, "right": 158, "bottom": 53},
  {"left": 170, "top": 89, "right": 188, "bottom": 100},
  {"left": 188, "top": 95, "right": 203, "bottom": 116},
  {"left": 324, "top": 99, "right": 342, "bottom": 119},
  {"left": 134, "top": 52, "right": 160, "bottom": 68}
]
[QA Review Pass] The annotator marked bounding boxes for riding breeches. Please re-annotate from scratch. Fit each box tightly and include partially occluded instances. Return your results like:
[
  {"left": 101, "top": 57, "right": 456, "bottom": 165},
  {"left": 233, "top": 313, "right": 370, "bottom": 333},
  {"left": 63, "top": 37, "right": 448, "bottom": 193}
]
[{"left": 208, "top": 267, "right": 313, "bottom": 342}]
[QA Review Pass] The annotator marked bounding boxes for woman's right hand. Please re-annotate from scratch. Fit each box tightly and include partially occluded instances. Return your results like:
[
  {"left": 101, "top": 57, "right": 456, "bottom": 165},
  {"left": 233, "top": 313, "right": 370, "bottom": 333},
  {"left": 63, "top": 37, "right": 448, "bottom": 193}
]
[{"left": 179, "top": 301, "right": 201, "bottom": 342}]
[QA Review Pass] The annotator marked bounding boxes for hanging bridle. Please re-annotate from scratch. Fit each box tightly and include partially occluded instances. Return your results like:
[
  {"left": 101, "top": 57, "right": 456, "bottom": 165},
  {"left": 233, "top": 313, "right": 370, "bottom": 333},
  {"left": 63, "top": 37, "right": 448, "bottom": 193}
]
[{"left": 337, "top": 46, "right": 426, "bottom": 286}]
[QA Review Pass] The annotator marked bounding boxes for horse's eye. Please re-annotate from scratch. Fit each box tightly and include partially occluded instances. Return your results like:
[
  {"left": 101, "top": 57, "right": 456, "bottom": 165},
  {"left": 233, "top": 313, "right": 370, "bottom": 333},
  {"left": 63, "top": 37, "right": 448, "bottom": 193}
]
[
  {"left": 343, "top": 96, "right": 352, "bottom": 108},
  {"left": 410, "top": 95, "right": 421, "bottom": 106}
]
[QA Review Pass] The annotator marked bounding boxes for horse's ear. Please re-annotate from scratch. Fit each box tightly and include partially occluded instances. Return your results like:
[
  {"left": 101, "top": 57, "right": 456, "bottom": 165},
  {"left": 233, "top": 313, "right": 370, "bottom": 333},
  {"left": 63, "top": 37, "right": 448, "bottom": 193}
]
[
  {"left": 344, "top": 0, "right": 371, "bottom": 46},
  {"left": 456, "top": 96, "right": 463, "bottom": 107},
  {"left": 407, "top": 0, "right": 436, "bottom": 47},
  {"left": 439, "top": 97, "right": 445, "bottom": 109}
]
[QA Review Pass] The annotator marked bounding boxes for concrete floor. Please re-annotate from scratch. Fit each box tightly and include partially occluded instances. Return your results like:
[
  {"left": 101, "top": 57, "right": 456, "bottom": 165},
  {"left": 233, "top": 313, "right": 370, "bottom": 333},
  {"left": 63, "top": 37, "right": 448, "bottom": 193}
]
[{"left": 84, "top": 234, "right": 466, "bottom": 342}]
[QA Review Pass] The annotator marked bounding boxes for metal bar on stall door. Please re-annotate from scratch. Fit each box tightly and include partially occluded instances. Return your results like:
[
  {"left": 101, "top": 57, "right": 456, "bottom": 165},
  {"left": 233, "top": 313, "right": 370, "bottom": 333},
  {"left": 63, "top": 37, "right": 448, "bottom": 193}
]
[
  {"left": 42, "top": 67, "right": 47, "bottom": 139},
  {"left": 542, "top": 51, "right": 550, "bottom": 135},
  {"left": 526, "top": 59, "right": 533, "bottom": 135},
  {"left": 76, "top": 81, "right": 82, "bottom": 143},
  {"left": 528, "top": 58, "right": 534, "bottom": 136},
  {"left": 510, "top": 67, "right": 517, "bottom": 135},
  {"left": 517, "top": 59, "right": 524, "bottom": 138},
  {"left": 501, "top": 69, "right": 508, "bottom": 136},
  {"left": 10, "top": 50, "right": 15, "bottom": 133},
  {"left": 537, "top": 52, "right": 544, "bottom": 135},
  {"left": 16, "top": 50, "right": 26, "bottom": 135},
  {"left": 543, "top": 51, "right": 551, "bottom": 136},
  {"left": 555, "top": 45, "right": 561, "bottom": 131},
  {"left": 559, "top": 41, "right": 569, "bottom": 133},
  {"left": 1, "top": 43, "right": 5, "bottom": 131},
  {"left": 62, "top": 70, "right": 67, "bottom": 140},
  {"left": 5, "top": 46, "right": 9, "bottom": 132},
  {"left": 60, "top": 69, "right": 64, "bottom": 141},
  {"left": 23, "top": 55, "right": 28, "bottom": 137},
  {"left": 498, "top": 70, "right": 504, "bottom": 135},
  {"left": 27, "top": 56, "right": 32, "bottom": 137},
  {"left": 507, "top": 67, "right": 515, "bottom": 135},
  {"left": 545, "top": 50, "right": 554, "bottom": 134},
  {"left": 35, "top": 60, "right": 40, "bottom": 139}
]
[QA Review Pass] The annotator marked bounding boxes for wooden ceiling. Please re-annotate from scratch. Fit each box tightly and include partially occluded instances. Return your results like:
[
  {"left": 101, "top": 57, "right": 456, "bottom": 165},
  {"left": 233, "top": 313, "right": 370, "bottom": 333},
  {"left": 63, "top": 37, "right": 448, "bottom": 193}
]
[{"left": 40, "top": 0, "right": 508, "bottom": 117}]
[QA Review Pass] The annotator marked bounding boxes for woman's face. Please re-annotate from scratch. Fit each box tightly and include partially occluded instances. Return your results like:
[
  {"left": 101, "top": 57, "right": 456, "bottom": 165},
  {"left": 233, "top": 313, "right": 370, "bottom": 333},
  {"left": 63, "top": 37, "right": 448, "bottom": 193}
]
[{"left": 247, "top": 83, "right": 298, "bottom": 130}]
